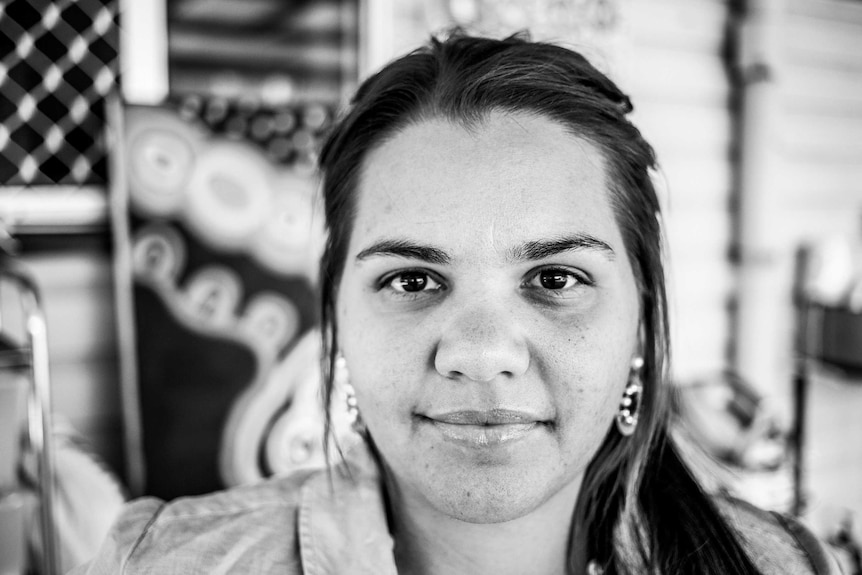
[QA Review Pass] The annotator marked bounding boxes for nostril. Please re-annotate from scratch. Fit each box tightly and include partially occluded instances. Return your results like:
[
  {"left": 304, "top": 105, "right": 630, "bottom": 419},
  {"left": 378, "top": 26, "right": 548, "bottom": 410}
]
[{"left": 432, "top": 302, "right": 530, "bottom": 380}]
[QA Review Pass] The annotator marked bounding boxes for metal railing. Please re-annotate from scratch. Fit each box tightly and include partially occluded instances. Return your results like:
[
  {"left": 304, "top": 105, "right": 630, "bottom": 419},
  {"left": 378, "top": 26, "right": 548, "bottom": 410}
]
[{"left": 0, "top": 254, "right": 59, "bottom": 575}]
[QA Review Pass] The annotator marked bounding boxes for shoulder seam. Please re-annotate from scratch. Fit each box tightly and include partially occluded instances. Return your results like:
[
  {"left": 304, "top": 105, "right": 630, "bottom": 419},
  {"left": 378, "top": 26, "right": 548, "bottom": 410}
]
[
  {"left": 771, "top": 511, "right": 831, "bottom": 575},
  {"left": 150, "top": 472, "right": 316, "bottom": 522},
  {"left": 160, "top": 498, "right": 296, "bottom": 521},
  {"left": 121, "top": 501, "right": 168, "bottom": 574}
]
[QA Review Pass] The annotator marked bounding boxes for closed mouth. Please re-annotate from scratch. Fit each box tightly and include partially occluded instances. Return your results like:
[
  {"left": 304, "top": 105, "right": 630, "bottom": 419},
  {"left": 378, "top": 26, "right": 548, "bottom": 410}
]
[
  {"left": 423, "top": 409, "right": 547, "bottom": 426},
  {"left": 418, "top": 409, "right": 550, "bottom": 447}
]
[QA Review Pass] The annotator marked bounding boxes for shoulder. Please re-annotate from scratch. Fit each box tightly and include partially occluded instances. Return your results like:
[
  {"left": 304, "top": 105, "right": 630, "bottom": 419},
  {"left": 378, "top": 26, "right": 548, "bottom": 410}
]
[
  {"left": 74, "top": 468, "right": 320, "bottom": 575},
  {"left": 715, "top": 496, "right": 844, "bottom": 575}
]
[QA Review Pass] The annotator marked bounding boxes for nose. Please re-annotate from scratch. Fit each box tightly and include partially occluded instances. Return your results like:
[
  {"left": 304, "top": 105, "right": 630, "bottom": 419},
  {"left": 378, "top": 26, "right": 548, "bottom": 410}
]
[{"left": 434, "top": 300, "right": 530, "bottom": 382}]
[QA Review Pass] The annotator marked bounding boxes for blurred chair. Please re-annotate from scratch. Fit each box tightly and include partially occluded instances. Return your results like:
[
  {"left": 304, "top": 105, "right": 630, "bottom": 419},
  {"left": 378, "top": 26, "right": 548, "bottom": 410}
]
[
  {"left": 793, "top": 241, "right": 862, "bottom": 512},
  {"left": 792, "top": 241, "right": 862, "bottom": 574}
]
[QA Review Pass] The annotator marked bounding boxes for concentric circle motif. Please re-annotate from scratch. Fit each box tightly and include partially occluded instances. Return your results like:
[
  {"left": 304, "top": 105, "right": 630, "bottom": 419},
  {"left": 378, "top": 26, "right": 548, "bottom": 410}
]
[
  {"left": 184, "top": 142, "right": 274, "bottom": 251},
  {"left": 126, "top": 109, "right": 201, "bottom": 217}
]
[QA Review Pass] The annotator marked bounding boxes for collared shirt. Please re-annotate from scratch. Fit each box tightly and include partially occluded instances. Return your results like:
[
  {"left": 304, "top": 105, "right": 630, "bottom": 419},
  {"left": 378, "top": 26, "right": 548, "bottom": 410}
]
[
  {"left": 72, "top": 442, "right": 842, "bottom": 574},
  {"left": 72, "top": 444, "right": 396, "bottom": 575}
]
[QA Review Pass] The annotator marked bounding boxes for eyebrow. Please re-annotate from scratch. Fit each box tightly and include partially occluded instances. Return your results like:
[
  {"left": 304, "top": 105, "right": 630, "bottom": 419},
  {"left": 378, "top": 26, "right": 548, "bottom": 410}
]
[
  {"left": 355, "top": 234, "right": 615, "bottom": 264},
  {"left": 355, "top": 239, "right": 451, "bottom": 264},
  {"left": 508, "top": 234, "right": 616, "bottom": 262}
]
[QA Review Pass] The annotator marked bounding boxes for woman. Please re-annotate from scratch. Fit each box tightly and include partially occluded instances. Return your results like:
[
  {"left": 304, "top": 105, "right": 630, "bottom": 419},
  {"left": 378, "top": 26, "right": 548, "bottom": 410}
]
[{"left": 76, "top": 32, "right": 839, "bottom": 574}]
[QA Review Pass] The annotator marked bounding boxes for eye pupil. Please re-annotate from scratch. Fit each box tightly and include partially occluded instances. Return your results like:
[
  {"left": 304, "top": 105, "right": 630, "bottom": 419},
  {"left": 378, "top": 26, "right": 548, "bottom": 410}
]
[
  {"left": 540, "top": 271, "right": 568, "bottom": 290},
  {"left": 399, "top": 273, "right": 427, "bottom": 292}
]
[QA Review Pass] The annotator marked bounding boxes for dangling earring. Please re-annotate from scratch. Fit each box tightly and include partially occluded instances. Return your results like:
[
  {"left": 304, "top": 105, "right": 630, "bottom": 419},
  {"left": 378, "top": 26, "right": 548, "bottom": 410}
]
[
  {"left": 335, "top": 355, "right": 364, "bottom": 434},
  {"left": 616, "top": 356, "right": 644, "bottom": 437}
]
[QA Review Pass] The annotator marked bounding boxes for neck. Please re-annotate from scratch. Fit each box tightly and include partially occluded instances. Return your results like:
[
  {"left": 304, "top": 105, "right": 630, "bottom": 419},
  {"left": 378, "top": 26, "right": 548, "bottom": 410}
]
[{"left": 385, "top": 475, "right": 582, "bottom": 575}]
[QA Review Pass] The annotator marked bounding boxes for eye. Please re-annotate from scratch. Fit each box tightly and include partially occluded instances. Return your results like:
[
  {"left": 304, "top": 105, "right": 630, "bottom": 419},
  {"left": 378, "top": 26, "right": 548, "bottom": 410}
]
[
  {"left": 386, "top": 270, "right": 443, "bottom": 293},
  {"left": 526, "top": 267, "right": 586, "bottom": 292}
]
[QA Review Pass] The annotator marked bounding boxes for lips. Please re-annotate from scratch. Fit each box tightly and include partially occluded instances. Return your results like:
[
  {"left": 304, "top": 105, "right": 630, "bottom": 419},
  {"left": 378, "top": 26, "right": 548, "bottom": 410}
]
[
  {"left": 420, "top": 409, "right": 548, "bottom": 447},
  {"left": 428, "top": 409, "right": 542, "bottom": 425}
]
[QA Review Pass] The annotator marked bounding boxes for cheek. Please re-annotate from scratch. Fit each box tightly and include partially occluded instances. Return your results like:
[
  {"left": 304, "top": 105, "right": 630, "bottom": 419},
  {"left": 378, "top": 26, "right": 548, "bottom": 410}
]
[
  {"left": 337, "top": 296, "right": 426, "bottom": 426},
  {"left": 541, "top": 313, "right": 636, "bottom": 449},
  {"left": 552, "top": 364, "right": 622, "bottom": 433},
  {"left": 550, "top": 368, "right": 624, "bottom": 468}
]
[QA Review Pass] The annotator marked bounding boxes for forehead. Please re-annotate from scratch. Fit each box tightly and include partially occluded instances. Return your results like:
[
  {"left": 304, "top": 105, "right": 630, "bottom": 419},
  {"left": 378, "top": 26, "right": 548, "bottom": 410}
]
[{"left": 352, "top": 111, "right": 623, "bottom": 256}]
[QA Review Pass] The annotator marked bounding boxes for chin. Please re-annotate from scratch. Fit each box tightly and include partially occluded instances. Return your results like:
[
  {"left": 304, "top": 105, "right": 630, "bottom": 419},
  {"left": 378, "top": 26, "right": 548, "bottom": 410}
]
[
  {"left": 442, "top": 500, "right": 538, "bottom": 524},
  {"left": 425, "top": 471, "right": 559, "bottom": 524}
]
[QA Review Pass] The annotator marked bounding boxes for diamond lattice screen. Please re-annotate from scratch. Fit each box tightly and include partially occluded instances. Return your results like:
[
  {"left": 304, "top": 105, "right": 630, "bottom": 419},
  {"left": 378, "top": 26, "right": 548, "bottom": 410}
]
[{"left": 0, "top": 0, "right": 118, "bottom": 185}]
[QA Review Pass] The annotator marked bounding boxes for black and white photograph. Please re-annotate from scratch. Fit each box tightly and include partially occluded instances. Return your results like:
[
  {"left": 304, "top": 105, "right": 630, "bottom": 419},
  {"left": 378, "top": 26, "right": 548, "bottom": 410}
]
[{"left": 1, "top": 1, "right": 861, "bottom": 573}]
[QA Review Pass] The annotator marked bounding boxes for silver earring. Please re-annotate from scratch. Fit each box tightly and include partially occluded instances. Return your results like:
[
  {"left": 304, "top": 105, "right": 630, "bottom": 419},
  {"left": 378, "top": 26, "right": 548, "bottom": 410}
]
[
  {"left": 616, "top": 357, "right": 644, "bottom": 437},
  {"left": 335, "top": 355, "right": 364, "bottom": 433}
]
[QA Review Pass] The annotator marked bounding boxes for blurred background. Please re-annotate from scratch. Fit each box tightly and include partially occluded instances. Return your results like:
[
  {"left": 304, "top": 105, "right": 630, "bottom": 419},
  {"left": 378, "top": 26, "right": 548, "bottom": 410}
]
[{"left": 0, "top": 0, "right": 861, "bottom": 573}]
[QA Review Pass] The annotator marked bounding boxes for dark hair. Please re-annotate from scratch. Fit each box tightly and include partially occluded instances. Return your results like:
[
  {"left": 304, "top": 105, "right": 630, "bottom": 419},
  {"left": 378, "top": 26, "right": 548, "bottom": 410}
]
[{"left": 318, "top": 31, "right": 759, "bottom": 574}]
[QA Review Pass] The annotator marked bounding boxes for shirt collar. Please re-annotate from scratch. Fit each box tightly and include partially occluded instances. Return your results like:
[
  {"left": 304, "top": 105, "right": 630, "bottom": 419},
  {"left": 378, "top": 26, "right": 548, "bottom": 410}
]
[{"left": 298, "top": 441, "right": 398, "bottom": 575}]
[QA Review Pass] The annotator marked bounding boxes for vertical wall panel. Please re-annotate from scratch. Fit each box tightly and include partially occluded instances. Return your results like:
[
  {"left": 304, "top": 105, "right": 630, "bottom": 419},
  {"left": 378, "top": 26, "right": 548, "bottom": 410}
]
[
  {"left": 735, "top": 0, "right": 862, "bottom": 398},
  {"left": 619, "top": 0, "right": 734, "bottom": 381},
  {"left": 782, "top": 4, "right": 862, "bottom": 527},
  {"left": 729, "top": 0, "right": 862, "bottom": 531}
]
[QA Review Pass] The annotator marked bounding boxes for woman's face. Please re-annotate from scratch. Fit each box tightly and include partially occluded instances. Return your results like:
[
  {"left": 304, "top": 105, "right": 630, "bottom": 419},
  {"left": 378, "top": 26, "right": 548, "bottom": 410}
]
[{"left": 336, "top": 111, "right": 642, "bottom": 524}]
